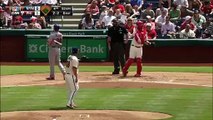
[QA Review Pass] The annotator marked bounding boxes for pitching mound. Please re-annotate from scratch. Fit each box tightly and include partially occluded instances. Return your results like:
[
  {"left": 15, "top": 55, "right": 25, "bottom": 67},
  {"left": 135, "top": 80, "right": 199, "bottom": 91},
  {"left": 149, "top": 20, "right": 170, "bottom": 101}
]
[{"left": 0, "top": 110, "right": 172, "bottom": 120}]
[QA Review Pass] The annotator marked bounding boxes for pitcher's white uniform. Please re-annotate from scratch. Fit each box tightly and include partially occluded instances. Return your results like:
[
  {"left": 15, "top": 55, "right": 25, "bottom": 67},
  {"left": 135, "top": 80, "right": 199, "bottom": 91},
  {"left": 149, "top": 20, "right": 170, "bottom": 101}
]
[{"left": 65, "top": 55, "right": 79, "bottom": 107}]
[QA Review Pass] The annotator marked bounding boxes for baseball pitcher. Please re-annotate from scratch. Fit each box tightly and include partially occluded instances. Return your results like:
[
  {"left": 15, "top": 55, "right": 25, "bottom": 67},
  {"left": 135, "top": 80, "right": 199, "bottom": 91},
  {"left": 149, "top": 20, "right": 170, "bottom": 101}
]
[
  {"left": 46, "top": 24, "right": 66, "bottom": 80},
  {"left": 65, "top": 48, "right": 79, "bottom": 109},
  {"left": 122, "top": 20, "right": 151, "bottom": 77}
]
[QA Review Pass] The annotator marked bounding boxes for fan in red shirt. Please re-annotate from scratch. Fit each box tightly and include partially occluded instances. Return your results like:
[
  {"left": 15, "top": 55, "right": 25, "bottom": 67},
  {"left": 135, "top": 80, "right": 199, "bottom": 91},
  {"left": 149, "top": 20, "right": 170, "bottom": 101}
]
[
  {"left": 181, "top": 16, "right": 196, "bottom": 31},
  {"left": 113, "top": 0, "right": 125, "bottom": 13},
  {"left": 145, "top": 23, "right": 157, "bottom": 39},
  {"left": 201, "top": 1, "right": 213, "bottom": 15},
  {"left": 125, "top": 18, "right": 135, "bottom": 38}
]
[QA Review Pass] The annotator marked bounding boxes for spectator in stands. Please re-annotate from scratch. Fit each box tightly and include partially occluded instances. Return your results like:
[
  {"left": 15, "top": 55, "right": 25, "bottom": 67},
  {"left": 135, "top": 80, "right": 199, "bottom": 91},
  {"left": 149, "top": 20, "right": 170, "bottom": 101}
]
[
  {"left": 37, "top": 16, "right": 47, "bottom": 29},
  {"left": 202, "top": 22, "right": 213, "bottom": 38},
  {"left": 98, "top": 5, "right": 108, "bottom": 24},
  {"left": 12, "top": 15, "right": 27, "bottom": 29},
  {"left": 155, "top": 4, "right": 168, "bottom": 17},
  {"left": 145, "top": 15, "right": 155, "bottom": 30},
  {"left": 125, "top": 4, "right": 134, "bottom": 16},
  {"left": 85, "top": 0, "right": 100, "bottom": 19},
  {"left": 23, "top": 0, "right": 32, "bottom": 6},
  {"left": 130, "top": 0, "right": 143, "bottom": 9},
  {"left": 101, "top": 0, "right": 115, "bottom": 8},
  {"left": 31, "top": 0, "right": 42, "bottom": 5},
  {"left": 169, "top": 3, "right": 181, "bottom": 21},
  {"left": 174, "top": 0, "right": 189, "bottom": 9},
  {"left": 7, "top": 0, "right": 14, "bottom": 6},
  {"left": 0, "top": 0, "right": 7, "bottom": 7},
  {"left": 81, "top": 12, "right": 95, "bottom": 29},
  {"left": 12, "top": 16, "right": 22, "bottom": 29},
  {"left": 13, "top": 0, "right": 21, "bottom": 6},
  {"left": 118, "top": 11, "right": 129, "bottom": 25},
  {"left": 140, "top": 3, "right": 155, "bottom": 20},
  {"left": 201, "top": 0, "right": 213, "bottom": 16},
  {"left": 146, "top": 23, "right": 157, "bottom": 39},
  {"left": 42, "top": 0, "right": 57, "bottom": 5},
  {"left": 3, "top": 7, "right": 12, "bottom": 28},
  {"left": 159, "top": 0, "right": 171, "bottom": 9},
  {"left": 101, "top": 9, "right": 116, "bottom": 28},
  {"left": 125, "top": 18, "right": 135, "bottom": 38},
  {"left": 180, "top": 16, "right": 196, "bottom": 31},
  {"left": 180, "top": 5, "right": 193, "bottom": 18},
  {"left": 57, "top": 0, "right": 62, "bottom": 4},
  {"left": 179, "top": 24, "right": 195, "bottom": 38},
  {"left": 113, "top": 0, "right": 125, "bottom": 13},
  {"left": 130, "top": 5, "right": 140, "bottom": 19},
  {"left": 28, "top": 16, "right": 41, "bottom": 29},
  {"left": 191, "top": 10, "right": 206, "bottom": 37},
  {"left": 188, "top": 0, "right": 202, "bottom": 10},
  {"left": 114, "top": 8, "right": 122, "bottom": 19},
  {"left": 155, "top": 9, "right": 167, "bottom": 32},
  {"left": 161, "top": 15, "right": 176, "bottom": 38},
  {"left": 0, "top": 6, "right": 5, "bottom": 28},
  {"left": 95, "top": 20, "right": 104, "bottom": 29}
]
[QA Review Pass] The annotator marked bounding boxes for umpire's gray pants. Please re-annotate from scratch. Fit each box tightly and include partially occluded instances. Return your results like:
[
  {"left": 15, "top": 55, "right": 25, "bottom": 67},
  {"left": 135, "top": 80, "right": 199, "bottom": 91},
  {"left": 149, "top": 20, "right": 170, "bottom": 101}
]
[{"left": 48, "top": 47, "right": 65, "bottom": 78}]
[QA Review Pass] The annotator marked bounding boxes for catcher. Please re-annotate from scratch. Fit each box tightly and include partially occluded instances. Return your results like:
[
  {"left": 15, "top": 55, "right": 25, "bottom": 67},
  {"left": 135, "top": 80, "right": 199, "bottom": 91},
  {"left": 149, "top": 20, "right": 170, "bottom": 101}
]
[{"left": 122, "top": 20, "right": 151, "bottom": 77}]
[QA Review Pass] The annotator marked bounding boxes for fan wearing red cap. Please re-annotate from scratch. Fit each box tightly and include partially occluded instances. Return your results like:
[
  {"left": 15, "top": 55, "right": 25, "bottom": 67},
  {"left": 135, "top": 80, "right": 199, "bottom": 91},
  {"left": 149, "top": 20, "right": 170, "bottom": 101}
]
[
  {"left": 28, "top": 16, "right": 41, "bottom": 29},
  {"left": 122, "top": 20, "right": 151, "bottom": 77}
]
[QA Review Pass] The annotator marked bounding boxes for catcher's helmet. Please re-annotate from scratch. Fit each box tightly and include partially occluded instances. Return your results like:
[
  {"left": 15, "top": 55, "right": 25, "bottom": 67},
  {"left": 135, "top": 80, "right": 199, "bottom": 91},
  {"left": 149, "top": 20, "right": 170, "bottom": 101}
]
[{"left": 53, "top": 24, "right": 60, "bottom": 31}]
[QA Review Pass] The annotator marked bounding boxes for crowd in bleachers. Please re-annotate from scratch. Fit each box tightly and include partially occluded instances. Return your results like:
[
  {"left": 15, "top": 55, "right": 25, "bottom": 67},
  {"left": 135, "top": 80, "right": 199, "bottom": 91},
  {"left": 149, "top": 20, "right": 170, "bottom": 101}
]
[
  {"left": 0, "top": 0, "right": 61, "bottom": 29},
  {"left": 79, "top": 0, "right": 213, "bottom": 39}
]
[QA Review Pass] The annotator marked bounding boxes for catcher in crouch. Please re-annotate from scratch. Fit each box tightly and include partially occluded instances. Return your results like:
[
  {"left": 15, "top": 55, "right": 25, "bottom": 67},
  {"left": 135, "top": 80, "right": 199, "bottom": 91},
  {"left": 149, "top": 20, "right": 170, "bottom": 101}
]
[{"left": 122, "top": 20, "right": 151, "bottom": 77}]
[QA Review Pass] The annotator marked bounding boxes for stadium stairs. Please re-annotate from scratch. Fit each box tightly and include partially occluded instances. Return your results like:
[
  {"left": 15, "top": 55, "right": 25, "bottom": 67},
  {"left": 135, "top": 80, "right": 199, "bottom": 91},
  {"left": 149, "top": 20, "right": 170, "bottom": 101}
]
[{"left": 49, "top": 0, "right": 87, "bottom": 29}]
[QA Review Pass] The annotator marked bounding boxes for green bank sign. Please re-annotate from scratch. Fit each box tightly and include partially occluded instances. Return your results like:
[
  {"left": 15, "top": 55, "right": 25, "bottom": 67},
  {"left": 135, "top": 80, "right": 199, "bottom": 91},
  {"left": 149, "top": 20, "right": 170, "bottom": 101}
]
[{"left": 26, "top": 37, "right": 108, "bottom": 61}]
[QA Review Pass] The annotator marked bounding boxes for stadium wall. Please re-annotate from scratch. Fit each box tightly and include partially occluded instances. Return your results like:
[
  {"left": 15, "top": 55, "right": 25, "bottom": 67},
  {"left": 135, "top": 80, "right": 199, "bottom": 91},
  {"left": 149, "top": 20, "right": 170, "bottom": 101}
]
[{"left": 0, "top": 29, "right": 212, "bottom": 63}]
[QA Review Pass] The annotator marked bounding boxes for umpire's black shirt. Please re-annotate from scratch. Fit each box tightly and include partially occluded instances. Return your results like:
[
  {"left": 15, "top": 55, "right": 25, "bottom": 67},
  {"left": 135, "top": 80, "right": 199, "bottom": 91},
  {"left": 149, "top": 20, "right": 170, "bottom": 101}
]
[{"left": 107, "top": 25, "right": 128, "bottom": 43}]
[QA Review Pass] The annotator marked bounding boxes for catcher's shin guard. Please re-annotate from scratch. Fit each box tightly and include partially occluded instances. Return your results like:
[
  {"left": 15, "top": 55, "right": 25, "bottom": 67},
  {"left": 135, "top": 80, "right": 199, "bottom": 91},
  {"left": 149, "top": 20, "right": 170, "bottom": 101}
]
[
  {"left": 123, "top": 58, "right": 134, "bottom": 76},
  {"left": 136, "top": 58, "right": 142, "bottom": 75}
]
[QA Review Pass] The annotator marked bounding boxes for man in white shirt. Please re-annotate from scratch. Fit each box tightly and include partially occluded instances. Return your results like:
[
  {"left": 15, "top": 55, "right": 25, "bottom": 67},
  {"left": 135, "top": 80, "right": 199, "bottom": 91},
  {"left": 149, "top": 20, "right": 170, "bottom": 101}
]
[
  {"left": 155, "top": 9, "right": 167, "bottom": 30},
  {"left": 161, "top": 16, "right": 176, "bottom": 38},
  {"left": 174, "top": 0, "right": 189, "bottom": 8},
  {"left": 102, "top": 9, "right": 116, "bottom": 28},
  {"left": 180, "top": 24, "right": 195, "bottom": 39}
]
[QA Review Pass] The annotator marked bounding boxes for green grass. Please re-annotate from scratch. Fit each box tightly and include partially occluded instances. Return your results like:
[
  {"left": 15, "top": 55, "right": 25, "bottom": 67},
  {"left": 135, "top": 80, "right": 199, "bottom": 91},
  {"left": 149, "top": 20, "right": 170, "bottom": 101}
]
[
  {"left": 1, "top": 66, "right": 212, "bottom": 75},
  {"left": 1, "top": 65, "right": 212, "bottom": 119},
  {"left": 1, "top": 86, "right": 212, "bottom": 120}
]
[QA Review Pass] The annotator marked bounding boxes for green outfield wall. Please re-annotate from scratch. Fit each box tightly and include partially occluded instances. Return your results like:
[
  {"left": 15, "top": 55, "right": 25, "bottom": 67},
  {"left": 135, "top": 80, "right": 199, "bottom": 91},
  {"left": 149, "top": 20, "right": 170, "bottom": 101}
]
[{"left": 0, "top": 29, "right": 212, "bottom": 63}]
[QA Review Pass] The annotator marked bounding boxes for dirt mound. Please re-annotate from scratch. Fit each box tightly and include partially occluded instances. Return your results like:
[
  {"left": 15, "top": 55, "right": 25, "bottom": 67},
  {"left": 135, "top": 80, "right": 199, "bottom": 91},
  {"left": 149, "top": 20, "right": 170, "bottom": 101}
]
[
  {"left": 0, "top": 110, "right": 172, "bottom": 120},
  {"left": 1, "top": 72, "right": 212, "bottom": 88}
]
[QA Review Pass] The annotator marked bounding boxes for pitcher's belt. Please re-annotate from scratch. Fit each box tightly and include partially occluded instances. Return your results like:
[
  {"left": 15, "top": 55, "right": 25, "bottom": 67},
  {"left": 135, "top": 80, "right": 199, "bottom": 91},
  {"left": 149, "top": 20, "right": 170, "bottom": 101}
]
[{"left": 132, "top": 45, "right": 143, "bottom": 48}]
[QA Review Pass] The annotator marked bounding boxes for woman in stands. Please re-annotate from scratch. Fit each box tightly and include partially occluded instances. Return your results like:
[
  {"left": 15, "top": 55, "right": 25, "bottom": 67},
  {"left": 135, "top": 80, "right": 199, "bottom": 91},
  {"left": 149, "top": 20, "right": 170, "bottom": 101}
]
[
  {"left": 85, "top": 0, "right": 100, "bottom": 19},
  {"left": 81, "top": 12, "right": 95, "bottom": 29}
]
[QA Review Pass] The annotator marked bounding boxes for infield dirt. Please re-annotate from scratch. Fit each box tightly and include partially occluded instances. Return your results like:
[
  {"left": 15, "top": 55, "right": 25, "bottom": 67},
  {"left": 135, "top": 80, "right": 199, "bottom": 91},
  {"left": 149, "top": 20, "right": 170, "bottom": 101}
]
[{"left": 1, "top": 71, "right": 212, "bottom": 120}]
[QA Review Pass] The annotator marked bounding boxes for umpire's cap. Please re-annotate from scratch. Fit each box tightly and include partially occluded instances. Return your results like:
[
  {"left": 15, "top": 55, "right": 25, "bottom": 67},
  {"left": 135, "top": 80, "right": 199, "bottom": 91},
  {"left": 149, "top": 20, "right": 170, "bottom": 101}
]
[
  {"left": 53, "top": 24, "right": 60, "bottom": 31},
  {"left": 71, "top": 47, "right": 79, "bottom": 54}
]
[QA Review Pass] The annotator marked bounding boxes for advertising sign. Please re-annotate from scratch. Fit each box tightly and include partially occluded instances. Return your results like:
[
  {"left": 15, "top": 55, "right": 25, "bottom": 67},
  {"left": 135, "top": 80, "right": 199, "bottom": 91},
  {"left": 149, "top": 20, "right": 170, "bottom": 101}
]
[{"left": 26, "top": 36, "right": 108, "bottom": 61}]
